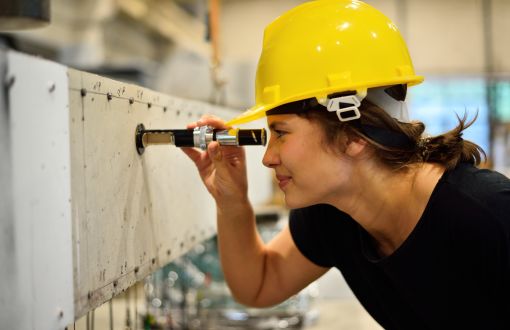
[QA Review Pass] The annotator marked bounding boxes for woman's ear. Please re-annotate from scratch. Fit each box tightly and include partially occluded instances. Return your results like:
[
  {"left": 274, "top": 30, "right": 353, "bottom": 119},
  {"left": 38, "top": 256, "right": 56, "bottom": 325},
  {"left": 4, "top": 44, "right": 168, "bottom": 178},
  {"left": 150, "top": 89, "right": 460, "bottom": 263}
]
[{"left": 345, "top": 137, "right": 368, "bottom": 157}]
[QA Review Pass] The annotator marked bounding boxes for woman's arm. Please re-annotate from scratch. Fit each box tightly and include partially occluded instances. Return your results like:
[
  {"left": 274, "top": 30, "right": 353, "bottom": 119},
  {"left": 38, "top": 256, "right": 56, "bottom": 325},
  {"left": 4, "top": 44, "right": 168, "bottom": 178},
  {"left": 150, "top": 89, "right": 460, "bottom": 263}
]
[
  {"left": 182, "top": 115, "right": 328, "bottom": 307},
  {"left": 217, "top": 201, "right": 328, "bottom": 307}
]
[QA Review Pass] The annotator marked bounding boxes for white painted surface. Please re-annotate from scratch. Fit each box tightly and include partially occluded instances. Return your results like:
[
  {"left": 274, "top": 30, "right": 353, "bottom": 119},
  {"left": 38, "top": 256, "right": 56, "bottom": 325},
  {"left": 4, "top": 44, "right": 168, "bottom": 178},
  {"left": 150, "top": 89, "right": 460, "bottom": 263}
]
[
  {"left": 0, "top": 50, "right": 272, "bottom": 328},
  {"left": 6, "top": 51, "right": 75, "bottom": 330},
  {"left": 69, "top": 71, "right": 220, "bottom": 317},
  {"left": 0, "top": 48, "right": 21, "bottom": 329},
  {"left": 69, "top": 67, "right": 270, "bottom": 317}
]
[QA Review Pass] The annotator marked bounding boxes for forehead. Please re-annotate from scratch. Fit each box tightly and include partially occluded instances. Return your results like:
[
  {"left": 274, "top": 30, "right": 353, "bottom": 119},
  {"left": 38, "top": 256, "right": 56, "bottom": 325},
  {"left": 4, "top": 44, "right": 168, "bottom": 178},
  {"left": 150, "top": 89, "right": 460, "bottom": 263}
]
[
  {"left": 266, "top": 114, "right": 308, "bottom": 128},
  {"left": 266, "top": 114, "right": 328, "bottom": 137}
]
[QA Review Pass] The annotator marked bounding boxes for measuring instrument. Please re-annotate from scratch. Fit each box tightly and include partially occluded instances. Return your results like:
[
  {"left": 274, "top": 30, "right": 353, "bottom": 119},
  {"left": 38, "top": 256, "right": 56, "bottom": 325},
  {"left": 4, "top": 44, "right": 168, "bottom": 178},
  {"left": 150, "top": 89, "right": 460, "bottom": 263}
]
[{"left": 135, "top": 124, "right": 266, "bottom": 155}]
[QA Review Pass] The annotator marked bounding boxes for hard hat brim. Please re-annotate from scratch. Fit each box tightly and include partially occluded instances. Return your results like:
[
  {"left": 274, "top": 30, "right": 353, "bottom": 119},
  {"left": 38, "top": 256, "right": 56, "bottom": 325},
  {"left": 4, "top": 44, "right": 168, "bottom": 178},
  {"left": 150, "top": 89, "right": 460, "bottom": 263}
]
[{"left": 226, "top": 75, "right": 424, "bottom": 126}]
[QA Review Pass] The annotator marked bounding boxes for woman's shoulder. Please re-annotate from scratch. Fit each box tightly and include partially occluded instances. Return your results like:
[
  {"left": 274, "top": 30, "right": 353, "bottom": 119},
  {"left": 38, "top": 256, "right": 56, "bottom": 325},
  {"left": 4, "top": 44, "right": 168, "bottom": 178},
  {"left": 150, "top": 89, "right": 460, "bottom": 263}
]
[
  {"left": 439, "top": 162, "right": 510, "bottom": 223},
  {"left": 445, "top": 163, "right": 510, "bottom": 195}
]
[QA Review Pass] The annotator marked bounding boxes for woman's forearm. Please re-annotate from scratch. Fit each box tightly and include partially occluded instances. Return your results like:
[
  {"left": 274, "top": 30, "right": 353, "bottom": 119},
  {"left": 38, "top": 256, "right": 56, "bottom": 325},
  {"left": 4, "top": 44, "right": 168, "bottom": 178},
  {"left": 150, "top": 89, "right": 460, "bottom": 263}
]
[{"left": 215, "top": 199, "right": 268, "bottom": 306}]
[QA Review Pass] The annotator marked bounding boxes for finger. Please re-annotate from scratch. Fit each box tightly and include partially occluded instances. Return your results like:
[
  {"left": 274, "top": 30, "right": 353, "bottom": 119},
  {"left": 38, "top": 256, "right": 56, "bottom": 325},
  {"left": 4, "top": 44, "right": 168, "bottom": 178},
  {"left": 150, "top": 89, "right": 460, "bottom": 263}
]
[
  {"left": 186, "top": 122, "right": 198, "bottom": 129},
  {"left": 221, "top": 145, "right": 246, "bottom": 165},
  {"left": 181, "top": 147, "right": 203, "bottom": 163},
  {"left": 207, "top": 143, "right": 246, "bottom": 171},
  {"left": 200, "top": 113, "right": 221, "bottom": 121},
  {"left": 197, "top": 115, "right": 229, "bottom": 129},
  {"left": 207, "top": 142, "right": 223, "bottom": 163},
  {"left": 182, "top": 147, "right": 214, "bottom": 173},
  {"left": 186, "top": 115, "right": 216, "bottom": 129},
  {"left": 186, "top": 114, "right": 228, "bottom": 130}
]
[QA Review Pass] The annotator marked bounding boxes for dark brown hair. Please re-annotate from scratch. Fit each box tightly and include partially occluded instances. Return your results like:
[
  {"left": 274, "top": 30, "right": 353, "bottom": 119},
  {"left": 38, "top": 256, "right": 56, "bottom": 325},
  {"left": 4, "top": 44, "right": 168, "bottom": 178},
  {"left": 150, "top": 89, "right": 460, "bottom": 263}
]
[{"left": 297, "top": 96, "right": 486, "bottom": 171}]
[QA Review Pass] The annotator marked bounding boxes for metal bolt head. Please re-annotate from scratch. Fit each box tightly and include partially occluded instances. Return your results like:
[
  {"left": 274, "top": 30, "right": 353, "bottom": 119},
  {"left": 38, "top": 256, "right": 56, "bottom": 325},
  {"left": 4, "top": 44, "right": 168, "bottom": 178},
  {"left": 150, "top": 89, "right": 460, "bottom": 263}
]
[
  {"left": 135, "top": 124, "right": 146, "bottom": 155},
  {"left": 4, "top": 75, "right": 15, "bottom": 89},
  {"left": 106, "top": 92, "right": 113, "bottom": 101},
  {"left": 48, "top": 81, "right": 56, "bottom": 93}
]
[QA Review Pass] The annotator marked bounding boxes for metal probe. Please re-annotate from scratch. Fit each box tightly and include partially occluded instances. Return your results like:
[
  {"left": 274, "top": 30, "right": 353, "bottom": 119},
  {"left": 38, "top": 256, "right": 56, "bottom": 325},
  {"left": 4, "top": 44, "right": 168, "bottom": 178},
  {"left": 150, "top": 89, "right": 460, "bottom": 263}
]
[{"left": 135, "top": 123, "right": 266, "bottom": 155}]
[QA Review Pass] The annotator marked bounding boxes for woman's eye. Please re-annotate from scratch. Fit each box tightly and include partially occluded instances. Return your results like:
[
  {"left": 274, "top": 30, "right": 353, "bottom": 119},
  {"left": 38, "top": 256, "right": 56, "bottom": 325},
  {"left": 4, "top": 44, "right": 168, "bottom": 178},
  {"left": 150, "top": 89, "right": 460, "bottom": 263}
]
[{"left": 274, "top": 130, "right": 286, "bottom": 138}]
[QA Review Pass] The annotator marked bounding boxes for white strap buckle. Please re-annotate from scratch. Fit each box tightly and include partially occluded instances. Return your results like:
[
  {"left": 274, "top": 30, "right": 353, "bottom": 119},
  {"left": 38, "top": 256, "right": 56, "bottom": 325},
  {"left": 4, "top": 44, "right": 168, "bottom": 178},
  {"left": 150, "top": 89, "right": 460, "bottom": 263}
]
[{"left": 326, "top": 95, "right": 361, "bottom": 122}]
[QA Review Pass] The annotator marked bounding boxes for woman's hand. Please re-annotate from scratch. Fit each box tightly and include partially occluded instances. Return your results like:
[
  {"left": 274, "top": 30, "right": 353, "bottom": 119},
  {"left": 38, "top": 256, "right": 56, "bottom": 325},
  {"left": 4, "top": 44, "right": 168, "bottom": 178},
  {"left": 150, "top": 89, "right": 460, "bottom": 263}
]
[{"left": 181, "top": 115, "right": 249, "bottom": 205}]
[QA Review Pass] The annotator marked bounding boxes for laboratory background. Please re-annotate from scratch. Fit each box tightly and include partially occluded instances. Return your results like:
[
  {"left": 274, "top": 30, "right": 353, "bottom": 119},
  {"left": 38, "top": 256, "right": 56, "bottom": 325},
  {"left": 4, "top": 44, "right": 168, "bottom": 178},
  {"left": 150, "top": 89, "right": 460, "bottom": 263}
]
[{"left": 1, "top": 0, "right": 509, "bottom": 329}]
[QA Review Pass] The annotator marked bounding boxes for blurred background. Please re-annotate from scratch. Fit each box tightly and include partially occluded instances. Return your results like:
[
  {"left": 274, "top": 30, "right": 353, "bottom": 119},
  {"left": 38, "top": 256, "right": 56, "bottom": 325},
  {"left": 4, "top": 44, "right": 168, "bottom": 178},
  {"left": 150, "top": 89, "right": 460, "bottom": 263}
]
[{"left": 1, "top": 0, "right": 509, "bottom": 329}]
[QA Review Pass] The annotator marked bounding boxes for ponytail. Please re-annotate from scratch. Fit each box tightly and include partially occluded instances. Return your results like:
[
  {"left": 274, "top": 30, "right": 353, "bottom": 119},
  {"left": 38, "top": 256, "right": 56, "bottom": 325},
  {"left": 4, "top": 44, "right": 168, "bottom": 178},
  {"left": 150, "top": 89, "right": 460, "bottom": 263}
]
[{"left": 419, "top": 112, "right": 486, "bottom": 169}]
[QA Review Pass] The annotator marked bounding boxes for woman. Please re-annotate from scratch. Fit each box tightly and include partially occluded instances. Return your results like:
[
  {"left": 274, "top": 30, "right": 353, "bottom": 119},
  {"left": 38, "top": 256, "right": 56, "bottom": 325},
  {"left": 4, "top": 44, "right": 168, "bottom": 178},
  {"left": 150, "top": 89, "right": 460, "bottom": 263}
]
[{"left": 183, "top": 1, "right": 510, "bottom": 328}]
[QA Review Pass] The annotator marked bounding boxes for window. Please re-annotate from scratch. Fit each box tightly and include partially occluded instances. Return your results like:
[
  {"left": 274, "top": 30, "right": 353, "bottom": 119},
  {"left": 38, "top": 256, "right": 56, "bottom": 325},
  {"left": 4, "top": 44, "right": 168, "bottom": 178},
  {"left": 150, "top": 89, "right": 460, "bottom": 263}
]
[{"left": 408, "top": 77, "right": 490, "bottom": 155}]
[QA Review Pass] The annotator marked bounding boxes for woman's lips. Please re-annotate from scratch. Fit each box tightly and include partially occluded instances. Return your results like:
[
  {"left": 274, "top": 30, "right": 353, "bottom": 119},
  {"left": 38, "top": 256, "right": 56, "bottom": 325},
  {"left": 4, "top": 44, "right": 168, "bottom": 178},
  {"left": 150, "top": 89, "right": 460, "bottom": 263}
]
[{"left": 276, "top": 174, "right": 291, "bottom": 190}]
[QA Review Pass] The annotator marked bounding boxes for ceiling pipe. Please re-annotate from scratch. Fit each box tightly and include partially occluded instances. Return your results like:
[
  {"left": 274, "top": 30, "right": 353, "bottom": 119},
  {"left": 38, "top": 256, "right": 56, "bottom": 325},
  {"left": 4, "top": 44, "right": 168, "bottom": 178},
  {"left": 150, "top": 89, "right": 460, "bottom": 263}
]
[{"left": 0, "top": 0, "right": 50, "bottom": 31}]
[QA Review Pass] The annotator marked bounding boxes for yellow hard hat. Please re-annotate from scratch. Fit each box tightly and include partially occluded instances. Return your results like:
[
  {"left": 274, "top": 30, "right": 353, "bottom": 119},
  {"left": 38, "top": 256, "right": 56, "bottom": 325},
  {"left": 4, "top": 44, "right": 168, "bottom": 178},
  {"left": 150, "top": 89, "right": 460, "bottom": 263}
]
[{"left": 226, "top": 0, "right": 423, "bottom": 126}]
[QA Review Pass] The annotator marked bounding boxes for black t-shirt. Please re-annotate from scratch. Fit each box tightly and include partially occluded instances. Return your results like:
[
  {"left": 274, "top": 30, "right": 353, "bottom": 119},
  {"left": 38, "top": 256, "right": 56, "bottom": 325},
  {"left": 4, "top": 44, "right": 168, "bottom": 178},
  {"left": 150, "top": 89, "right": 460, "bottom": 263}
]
[{"left": 289, "top": 163, "right": 510, "bottom": 329}]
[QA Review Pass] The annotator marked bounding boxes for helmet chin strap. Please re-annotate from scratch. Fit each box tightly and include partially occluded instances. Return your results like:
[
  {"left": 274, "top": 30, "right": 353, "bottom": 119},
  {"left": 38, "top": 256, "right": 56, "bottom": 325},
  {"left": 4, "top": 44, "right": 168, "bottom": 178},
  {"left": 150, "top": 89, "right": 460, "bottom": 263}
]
[
  {"left": 317, "top": 87, "right": 409, "bottom": 123},
  {"left": 317, "top": 90, "right": 367, "bottom": 122},
  {"left": 365, "top": 87, "right": 410, "bottom": 123}
]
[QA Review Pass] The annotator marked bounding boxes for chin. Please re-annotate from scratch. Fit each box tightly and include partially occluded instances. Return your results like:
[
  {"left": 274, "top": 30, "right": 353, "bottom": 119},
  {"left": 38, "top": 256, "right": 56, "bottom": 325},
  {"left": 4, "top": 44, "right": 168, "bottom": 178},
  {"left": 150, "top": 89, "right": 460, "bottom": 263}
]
[{"left": 284, "top": 194, "right": 318, "bottom": 209}]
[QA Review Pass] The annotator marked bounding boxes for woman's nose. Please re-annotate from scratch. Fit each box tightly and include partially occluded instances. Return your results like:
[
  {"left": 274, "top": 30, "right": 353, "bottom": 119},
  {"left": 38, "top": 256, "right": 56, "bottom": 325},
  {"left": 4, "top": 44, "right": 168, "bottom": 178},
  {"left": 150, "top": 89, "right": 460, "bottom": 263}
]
[{"left": 262, "top": 142, "right": 279, "bottom": 168}]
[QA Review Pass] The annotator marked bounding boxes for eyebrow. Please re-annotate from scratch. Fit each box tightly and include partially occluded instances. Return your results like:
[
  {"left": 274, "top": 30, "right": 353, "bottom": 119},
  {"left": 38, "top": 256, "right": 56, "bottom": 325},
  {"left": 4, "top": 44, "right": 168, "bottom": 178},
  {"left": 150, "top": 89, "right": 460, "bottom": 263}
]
[{"left": 269, "top": 121, "right": 288, "bottom": 131}]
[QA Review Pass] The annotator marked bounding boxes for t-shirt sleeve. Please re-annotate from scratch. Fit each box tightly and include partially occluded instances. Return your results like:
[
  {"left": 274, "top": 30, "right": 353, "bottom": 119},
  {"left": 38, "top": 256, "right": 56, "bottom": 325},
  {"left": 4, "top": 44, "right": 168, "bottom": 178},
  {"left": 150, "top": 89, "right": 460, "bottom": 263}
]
[{"left": 288, "top": 205, "right": 336, "bottom": 268}]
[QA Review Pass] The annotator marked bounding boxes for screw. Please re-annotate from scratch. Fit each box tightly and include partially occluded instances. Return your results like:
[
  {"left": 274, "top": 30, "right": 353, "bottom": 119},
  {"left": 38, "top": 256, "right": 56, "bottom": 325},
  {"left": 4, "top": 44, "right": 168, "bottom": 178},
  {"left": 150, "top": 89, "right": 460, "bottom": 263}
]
[
  {"left": 129, "top": 97, "right": 134, "bottom": 104},
  {"left": 151, "top": 258, "right": 156, "bottom": 265},
  {"left": 134, "top": 266, "right": 139, "bottom": 273},
  {"left": 163, "top": 106, "right": 167, "bottom": 112},
  {"left": 80, "top": 88, "right": 87, "bottom": 97},
  {"left": 147, "top": 102, "right": 152, "bottom": 109},
  {"left": 106, "top": 92, "right": 113, "bottom": 101},
  {"left": 48, "top": 81, "right": 56, "bottom": 93},
  {"left": 5, "top": 76, "right": 15, "bottom": 89}
]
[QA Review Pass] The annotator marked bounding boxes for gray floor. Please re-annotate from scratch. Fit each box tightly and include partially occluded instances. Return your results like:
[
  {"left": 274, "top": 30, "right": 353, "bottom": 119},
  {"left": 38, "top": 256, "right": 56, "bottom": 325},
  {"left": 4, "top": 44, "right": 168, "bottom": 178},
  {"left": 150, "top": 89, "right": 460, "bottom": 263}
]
[
  {"left": 72, "top": 296, "right": 383, "bottom": 329},
  {"left": 307, "top": 298, "right": 383, "bottom": 330},
  {"left": 71, "top": 281, "right": 383, "bottom": 330}
]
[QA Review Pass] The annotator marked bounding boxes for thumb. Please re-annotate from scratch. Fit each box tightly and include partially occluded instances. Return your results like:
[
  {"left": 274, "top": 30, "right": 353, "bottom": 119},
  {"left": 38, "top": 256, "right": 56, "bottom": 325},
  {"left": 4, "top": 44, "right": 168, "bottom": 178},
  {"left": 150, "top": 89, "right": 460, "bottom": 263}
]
[{"left": 208, "top": 141, "right": 223, "bottom": 164}]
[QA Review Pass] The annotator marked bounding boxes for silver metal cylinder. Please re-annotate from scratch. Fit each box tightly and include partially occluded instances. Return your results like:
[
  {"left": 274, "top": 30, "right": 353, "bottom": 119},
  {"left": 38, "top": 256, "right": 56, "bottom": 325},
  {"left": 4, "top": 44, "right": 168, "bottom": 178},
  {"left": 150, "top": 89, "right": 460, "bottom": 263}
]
[
  {"left": 215, "top": 130, "right": 238, "bottom": 146},
  {"left": 193, "top": 126, "right": 214, "bottom": 150}
]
